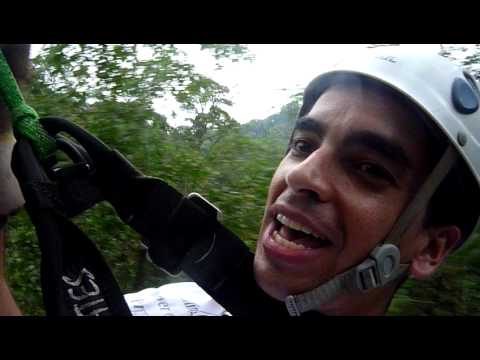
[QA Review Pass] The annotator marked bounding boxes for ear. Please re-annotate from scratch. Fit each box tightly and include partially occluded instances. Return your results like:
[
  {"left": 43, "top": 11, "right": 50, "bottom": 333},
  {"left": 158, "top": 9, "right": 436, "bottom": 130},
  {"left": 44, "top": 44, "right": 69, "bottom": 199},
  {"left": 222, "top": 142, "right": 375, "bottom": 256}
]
[{"left": 410, "top": 226, "right": 461, "bottom": 280}]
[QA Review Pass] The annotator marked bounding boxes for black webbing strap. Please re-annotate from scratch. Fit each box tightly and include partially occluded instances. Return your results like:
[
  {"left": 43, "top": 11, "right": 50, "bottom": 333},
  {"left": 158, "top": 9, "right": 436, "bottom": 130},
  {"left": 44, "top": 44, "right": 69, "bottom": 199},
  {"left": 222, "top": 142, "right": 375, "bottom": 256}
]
[
  {"left": 12, "top": 138, "right": 131, "bottom": 316},
  {"left": 143, "top": 191, "right": 298, "bottom": 316},
  {"left": 182, "top": 228, "right": 291, "bottom": 317},
  {"left": 112, "top": 175, "right": 292, "bottom": 316}
]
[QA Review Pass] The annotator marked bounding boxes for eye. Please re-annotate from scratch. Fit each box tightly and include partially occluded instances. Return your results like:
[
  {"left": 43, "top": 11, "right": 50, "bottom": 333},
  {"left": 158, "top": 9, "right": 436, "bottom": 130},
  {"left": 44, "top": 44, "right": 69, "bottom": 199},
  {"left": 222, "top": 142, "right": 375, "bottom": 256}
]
[
  {"left": 356, "top": 162, "right": 396, "bottom": 184},
  {"left": 290, "top": 138, "right": 315, "bottom": 156}
]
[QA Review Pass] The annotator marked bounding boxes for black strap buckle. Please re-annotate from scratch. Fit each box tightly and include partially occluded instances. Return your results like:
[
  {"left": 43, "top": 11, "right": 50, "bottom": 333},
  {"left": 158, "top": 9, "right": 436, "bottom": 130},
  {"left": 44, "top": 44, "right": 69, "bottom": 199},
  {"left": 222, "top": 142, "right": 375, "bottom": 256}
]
[
  {"left": 187, "top": 192, "right": 223, "bottom": 223},
  {"left": 144, "top": 192, "right": 223, "bottom": 276}
]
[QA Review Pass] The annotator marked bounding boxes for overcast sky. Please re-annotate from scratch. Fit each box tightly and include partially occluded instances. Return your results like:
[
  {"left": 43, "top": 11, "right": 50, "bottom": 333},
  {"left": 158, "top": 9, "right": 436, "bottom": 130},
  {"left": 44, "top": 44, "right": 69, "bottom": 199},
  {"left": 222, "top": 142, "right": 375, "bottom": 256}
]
[{"left": 31, "top": 44, "right": 443, "bottom": 127}]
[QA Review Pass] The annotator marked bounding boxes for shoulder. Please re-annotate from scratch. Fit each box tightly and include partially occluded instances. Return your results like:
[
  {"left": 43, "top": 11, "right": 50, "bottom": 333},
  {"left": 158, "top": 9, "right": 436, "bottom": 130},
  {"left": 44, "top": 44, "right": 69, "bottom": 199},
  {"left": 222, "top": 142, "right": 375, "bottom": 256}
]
[{"left": 124, "top": 282, "right": 230, "bottom": 316}]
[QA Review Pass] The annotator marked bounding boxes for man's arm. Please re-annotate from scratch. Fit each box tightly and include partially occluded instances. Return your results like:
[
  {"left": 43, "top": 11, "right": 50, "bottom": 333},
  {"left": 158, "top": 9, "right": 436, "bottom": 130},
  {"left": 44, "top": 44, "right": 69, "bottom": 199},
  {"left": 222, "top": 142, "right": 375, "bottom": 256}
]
[
  {"left": 0, "top": 281, "right": 22, "bottom": 316},
  {"left": 0, "top": 44, "right": 31, "bottom": 316},
  {"left": 0, "top": 129, "right": 24, "bottom": 315},
  {"left": 0, "top": 227, "right": 22, "bottom": 315}
]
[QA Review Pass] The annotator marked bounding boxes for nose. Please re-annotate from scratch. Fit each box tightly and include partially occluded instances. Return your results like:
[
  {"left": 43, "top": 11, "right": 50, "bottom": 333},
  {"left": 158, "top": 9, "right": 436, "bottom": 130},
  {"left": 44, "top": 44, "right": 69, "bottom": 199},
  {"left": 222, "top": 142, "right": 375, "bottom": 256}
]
[{"left": 285, "top": 146, "right": 335, "bottom": 202}]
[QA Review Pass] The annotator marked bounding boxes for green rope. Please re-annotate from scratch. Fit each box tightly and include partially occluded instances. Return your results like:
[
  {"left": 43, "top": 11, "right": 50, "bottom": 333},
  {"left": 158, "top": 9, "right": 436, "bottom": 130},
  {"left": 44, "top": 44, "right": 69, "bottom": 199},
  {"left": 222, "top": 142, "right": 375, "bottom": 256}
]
[{"left": 0, "top": 50, "right": 55, "bottom": 160}]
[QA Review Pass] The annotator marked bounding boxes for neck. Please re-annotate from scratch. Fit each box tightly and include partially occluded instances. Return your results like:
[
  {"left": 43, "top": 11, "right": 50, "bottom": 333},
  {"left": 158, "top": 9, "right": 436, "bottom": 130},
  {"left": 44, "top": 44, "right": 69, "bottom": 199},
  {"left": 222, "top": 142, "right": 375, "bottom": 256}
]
[{"left": 317, "top": 284, "right": 397, "bottom": 316}]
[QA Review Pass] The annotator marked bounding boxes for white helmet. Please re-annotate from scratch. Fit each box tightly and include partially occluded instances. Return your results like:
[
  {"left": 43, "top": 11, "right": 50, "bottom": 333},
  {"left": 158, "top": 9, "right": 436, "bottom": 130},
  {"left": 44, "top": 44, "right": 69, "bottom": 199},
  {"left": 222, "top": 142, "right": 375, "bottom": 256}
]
[
  {"left": 303, "top": 47, "right": 480, "bottom": 186},
  {"left": 285, "top": 47, "right": 480, "bottom": 316}
]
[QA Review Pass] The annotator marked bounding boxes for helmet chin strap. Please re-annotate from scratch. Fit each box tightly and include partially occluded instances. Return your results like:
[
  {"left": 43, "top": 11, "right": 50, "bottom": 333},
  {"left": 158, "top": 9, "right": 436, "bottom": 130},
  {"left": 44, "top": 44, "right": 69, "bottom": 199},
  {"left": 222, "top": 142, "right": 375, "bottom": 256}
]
[{"left": 285, "top": 145, "right": 459, "bottom": 316}]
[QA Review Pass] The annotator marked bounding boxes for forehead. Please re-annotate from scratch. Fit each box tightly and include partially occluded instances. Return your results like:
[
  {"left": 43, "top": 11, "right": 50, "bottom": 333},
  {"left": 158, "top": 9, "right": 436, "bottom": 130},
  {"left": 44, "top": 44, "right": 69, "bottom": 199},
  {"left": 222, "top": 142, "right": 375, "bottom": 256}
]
[{"left": 306, "top": 82, "right": 430, "bottom": 143}]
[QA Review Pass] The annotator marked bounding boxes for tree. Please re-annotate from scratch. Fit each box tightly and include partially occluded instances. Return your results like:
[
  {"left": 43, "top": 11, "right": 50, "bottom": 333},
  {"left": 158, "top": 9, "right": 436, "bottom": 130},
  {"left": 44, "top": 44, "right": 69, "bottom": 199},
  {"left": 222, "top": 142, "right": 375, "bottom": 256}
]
[
  {"left": 200, "top": 44, "right": 254, "bottom": 69},
  {"left": 174, "top": 74, "right": 239, "bottom": 149},
  {"left": 241, "top": 99, "right": 300, "bottom": 143}
]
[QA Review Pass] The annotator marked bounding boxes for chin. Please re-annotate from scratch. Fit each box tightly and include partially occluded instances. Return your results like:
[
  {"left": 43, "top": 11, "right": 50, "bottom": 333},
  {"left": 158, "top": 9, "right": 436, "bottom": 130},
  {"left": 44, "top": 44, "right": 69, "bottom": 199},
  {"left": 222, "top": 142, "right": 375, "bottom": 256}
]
[
  {"left": 253, "top": 257, "right": 289, "bottom": 301},
  {"left": 253, "top": 248, "right": 333, "bottom": 301}
]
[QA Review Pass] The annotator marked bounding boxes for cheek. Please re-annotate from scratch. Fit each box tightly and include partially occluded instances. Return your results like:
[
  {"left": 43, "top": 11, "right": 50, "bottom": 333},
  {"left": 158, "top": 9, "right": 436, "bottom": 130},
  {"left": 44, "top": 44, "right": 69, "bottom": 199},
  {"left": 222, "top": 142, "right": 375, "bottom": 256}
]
[
  {"left": 336, "top": 182, "right": 409, "bottom": 267},
  {"left": 257, "top": 161, "right": 289, "bottom": 252},
  {"left": 265, "top": 159, "right": 289, "bottom": 206}
]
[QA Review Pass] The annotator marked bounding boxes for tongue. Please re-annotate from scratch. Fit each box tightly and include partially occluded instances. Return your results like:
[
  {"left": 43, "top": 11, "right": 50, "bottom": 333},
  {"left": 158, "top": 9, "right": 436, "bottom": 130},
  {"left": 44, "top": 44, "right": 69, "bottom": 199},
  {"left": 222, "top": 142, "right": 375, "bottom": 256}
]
[{"left": 278, "top": 225, "right": 329, "bottom": 249}]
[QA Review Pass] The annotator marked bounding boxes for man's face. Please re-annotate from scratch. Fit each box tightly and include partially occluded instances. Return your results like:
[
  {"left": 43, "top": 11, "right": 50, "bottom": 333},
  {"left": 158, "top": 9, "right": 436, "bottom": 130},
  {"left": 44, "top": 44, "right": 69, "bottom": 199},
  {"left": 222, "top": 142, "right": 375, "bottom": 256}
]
[{"left": 254, "top": 82, "right": 433, "bottom": 302}]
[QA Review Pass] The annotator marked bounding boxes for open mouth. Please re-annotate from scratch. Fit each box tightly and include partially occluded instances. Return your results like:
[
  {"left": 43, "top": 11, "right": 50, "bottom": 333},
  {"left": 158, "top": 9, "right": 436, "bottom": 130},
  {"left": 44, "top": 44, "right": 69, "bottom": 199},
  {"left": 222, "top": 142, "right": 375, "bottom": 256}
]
[{"left": 270, "top": 213, "right": 332, "bottom": 250}]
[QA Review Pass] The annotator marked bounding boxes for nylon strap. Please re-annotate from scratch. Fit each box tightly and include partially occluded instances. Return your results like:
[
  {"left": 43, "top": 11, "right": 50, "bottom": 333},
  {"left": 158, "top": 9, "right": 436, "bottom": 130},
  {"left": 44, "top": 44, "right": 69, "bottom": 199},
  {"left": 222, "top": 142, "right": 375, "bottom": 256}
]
[
  {"left": 0, "top": 50, "right": 55, "bottom": 160},
  {"left": 285, "top": 263, "right": 411, "bottom": 315},
  {"left": 285, "top": 267, "right": 357, "bottom": 316},
  {"left": 285, "top": 145, "right": 459, "bottom": 315},
  {"left": 383, "top": 145, "right": 459, "bottom": 246}
]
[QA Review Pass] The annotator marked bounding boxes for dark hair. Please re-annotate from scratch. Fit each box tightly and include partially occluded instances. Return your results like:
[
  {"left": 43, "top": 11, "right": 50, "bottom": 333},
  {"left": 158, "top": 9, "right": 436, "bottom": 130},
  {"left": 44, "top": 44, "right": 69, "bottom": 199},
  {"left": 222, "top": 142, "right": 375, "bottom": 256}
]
[{"left": 297, "top": 73, "right": 480, "bottom": 248}]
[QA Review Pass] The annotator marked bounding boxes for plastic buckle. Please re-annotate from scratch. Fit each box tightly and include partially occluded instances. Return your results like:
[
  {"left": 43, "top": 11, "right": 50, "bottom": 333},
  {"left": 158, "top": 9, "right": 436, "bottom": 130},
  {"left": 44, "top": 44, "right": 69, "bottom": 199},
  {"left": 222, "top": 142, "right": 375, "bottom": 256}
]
[
  {"left": 355, "top": 258, "right": 379, "bottom": 291},
  {"left": 355, "top": 244, "right": 401, "bottom": 291},
  {"left": 285, "top": 295, "right": 301, "bottom": 316},
  {"left": 187, "top": 192, "right": 223, "bottom": 223}
]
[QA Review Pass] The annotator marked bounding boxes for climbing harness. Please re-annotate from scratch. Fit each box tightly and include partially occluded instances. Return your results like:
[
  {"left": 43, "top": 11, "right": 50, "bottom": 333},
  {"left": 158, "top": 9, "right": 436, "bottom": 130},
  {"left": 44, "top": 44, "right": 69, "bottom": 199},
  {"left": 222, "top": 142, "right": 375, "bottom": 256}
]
[{"left": 2, "top": 49, "right": 130, "bottom": 316}]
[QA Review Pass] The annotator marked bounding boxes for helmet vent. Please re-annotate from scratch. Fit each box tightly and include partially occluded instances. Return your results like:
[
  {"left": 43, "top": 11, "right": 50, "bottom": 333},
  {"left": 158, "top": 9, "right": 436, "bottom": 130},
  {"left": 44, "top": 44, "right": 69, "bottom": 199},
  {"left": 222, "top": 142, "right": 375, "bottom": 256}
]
[{"left": 451, "top": 77, "right": 479, "bottom": 114}]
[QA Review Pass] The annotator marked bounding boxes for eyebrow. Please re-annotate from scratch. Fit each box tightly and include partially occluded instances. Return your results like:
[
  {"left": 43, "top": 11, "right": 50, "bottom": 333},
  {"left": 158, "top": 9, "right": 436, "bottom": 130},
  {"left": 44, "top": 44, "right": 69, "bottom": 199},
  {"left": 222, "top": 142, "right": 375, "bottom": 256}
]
[
  {"left": 343, "top": 130, "right": 412, "bottom": 169},
  {"left": 293, "top": 116, "right": 326, "bottom": 136}
]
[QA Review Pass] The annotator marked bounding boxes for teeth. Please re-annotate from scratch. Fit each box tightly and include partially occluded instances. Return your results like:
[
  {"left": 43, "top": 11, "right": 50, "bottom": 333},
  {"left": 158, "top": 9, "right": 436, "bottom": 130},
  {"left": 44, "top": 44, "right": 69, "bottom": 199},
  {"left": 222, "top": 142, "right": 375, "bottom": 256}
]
[
  {"left": 272, "top": 230, "right": 307, "bottom": 250},
  {"left": 276, "top": 214, "right": 320, "bottom": 238}
]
